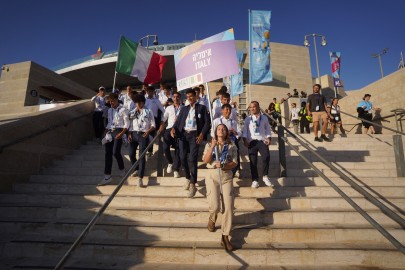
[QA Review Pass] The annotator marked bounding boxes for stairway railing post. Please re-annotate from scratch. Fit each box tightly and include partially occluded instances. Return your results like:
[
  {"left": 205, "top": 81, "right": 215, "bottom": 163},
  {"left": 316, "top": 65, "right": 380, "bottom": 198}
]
[
  {"left": 277, "top": 124, "right": 287, "bottom": 177},
  {"left": 157, "top": 135, "right": 164, "bottom": 177},
  {"left": 393, "top": 134, "right": 405, "bottom": 177}
]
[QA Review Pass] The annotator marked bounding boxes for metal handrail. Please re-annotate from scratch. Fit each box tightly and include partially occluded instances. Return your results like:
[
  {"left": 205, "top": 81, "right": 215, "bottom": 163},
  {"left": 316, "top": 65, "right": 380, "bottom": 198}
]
[
  {"left": 262, "top": 111, "right": 405, "bottom": 254},
  {"left": 340, "top": 110, "right": 405, "bottom": 135},
  {"left": 54, "top": 130, "right": 164, "bottom": 269},
  {"left": 0, "top": 112, "right": 92, "bottom": 153}
]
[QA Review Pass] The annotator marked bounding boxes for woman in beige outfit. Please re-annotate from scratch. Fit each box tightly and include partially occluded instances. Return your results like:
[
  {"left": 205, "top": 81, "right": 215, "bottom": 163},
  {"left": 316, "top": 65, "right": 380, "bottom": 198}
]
[{"left": 203, "top": 124, "right": 237, "bottom": 251}]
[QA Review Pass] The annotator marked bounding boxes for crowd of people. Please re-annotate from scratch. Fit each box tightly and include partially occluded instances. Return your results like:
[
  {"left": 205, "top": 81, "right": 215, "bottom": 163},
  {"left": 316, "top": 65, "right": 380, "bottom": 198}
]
[{"left": 90, "top": 82, "right": 380, "bottom": 251}]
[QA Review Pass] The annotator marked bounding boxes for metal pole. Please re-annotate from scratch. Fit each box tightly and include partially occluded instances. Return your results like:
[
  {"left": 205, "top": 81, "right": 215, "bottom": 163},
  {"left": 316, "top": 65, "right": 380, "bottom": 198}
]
[
  {"left": 277, "top": 125, "right": 287, "bottom": 177},
  {"left": 393, "top": 135, "right": 405, "bottom": 177},
  {"left": 334, "top": 86, "right": 338, "bottom": 99},
  {"left": 313, "top": 34, "right": 321, "bottom": 85},
  {"left": 112, "top": 71, "right": 117, "bottom": 92},
  {"left": 205, "top": 82, "right": 224, "bottom": 195},
  {"left": 378, "top": 54, "right": 384, "bottom": 78}
]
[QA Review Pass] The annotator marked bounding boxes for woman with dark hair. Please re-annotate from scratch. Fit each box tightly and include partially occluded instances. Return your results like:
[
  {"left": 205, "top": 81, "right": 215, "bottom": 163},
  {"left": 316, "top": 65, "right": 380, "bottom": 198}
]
[
  {"left": 328, "top": 98, "right": 345, "bottom": 134},
  {"left": 266, "top": 102, "right": 278, "bottom": 132},
  {"left": 202, "top": 124, "right": 237, "bottom": 251},
  {"left": 357, "top": 94, "right": 377, "bottom": 134}
]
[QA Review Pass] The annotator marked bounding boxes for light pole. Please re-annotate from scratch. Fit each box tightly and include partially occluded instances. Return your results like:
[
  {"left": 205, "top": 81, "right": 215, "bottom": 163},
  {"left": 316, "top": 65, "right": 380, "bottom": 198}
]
[
  {"left": 304, "top": 33, "right": 327, "bottom": 85},
  {"left": 139, "top": 35, "right": 159, "bottom": 48},
  {"left": 372, "top": 48, "right": 388, "bottom": 78}
]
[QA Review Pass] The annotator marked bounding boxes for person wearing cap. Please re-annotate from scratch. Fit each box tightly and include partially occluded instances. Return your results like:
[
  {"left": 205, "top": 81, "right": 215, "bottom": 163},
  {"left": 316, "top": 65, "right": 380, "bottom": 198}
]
[
  {"left": 128, "top": 94, "right": 156, "bottom": 187},
  {"left": 357, "top": 94, "right": 379, "bottom": 134},
  {"left": 91, "top": 86, "right": 107, "bottom": 142},
  {"left": 98, "top": 93, "right": 130, "bottom": 186}
]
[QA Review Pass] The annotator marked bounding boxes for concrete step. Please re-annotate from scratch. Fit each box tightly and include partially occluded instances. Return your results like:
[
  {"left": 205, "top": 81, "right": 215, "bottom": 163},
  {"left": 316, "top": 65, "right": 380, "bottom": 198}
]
[
  {"left": 12, "top": 183, "right": 405, "bottom": 198},
  {"left": 62, "top": 152, "right": 398, "bottom": 163},
  {"left": 0, "top": 206, "right": 400, "bottom": 227},
  {"left": 3, "top": 259, "right": 392, "bottom": 270},
  {"left": 1, "top": 221, "right": 404, "bottom": 246},
  {"left": 39, "top": 166, "right": 399, "bottom": 178},
  {"left": 1, "top": 194, "right": 404, "bottom": 213},
  {"left": 2, "top": 238, "right": 404, "bottom": 269},
  {"left": 28, "top": 174, "right": 405, "bottom": 188},
  {"left": 52, "top": 157, "right": 397, "bottom": 171}
]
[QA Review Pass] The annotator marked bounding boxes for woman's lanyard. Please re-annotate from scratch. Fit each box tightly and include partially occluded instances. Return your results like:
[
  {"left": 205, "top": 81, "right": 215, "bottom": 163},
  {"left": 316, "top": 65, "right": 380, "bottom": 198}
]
[{"left": 212, "top": 143, "right": 229, "bottom": 163}]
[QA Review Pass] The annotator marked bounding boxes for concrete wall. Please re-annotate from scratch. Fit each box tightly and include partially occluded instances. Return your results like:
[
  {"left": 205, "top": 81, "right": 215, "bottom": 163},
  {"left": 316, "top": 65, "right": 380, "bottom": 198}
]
[
  {"left": 0, "top": 61, "right": 95, "bottom": 117},
  {"left": 0, "top": 100, "right": 94, "bottom": 191},
  {"left": 338, "top": 68, "right": 405, "bottom": 134}
]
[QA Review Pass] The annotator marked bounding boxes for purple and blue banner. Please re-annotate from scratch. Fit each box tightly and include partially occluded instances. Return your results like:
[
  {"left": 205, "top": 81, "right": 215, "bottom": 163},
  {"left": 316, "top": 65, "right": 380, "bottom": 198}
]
[
  {"left": 249, "top": 10, "right": 272, "bottom": 84},
  {"left": 330, "top": 51, "right": 342, "bottom": 87},
  {"left": 230, "top": 50, "right": 245, "bottom": 97},
  {"left": 174, "top": 29, "right": 239, "bottom": 91}
]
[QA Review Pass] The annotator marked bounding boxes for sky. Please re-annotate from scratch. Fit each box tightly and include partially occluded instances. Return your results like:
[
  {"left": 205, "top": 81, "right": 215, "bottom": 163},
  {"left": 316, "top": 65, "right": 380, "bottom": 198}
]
[{"left": 0, "top": 0, "right": 404, "bottom": 91}]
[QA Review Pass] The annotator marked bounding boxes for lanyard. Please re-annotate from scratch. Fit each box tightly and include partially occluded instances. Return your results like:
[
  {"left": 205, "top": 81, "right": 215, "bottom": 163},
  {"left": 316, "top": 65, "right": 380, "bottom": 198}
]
[
  {"left": 251, "top": 114, "right": 261, "bottom": 127},
  {"left": 174, "top": 105, "right": 181, "bottom": 117}
]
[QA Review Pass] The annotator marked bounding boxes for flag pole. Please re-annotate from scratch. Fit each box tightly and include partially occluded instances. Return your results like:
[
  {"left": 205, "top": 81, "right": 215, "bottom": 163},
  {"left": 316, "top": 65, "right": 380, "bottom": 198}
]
[
  {"left": 113, "top": 36, "right": 122, "bottom": 92},
  {"left": 112, "top": 71, "right": 117, "bottom": 92},
  {"left": 205, "top": 82, "right": 224, "bottom": 196},
  {"left": 248, "top": 9, "right": 253, "bottom": 106}
]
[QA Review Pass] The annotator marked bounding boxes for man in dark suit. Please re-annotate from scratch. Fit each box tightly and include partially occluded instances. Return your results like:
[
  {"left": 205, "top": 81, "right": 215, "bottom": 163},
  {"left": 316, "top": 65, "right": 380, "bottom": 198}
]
[{"left": 171, "top": 88, "right": 211, "bottom": 198}]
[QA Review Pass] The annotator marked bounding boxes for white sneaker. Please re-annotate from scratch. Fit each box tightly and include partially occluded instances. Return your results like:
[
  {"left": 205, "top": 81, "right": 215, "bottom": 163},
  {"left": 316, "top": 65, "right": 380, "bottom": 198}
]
[
  {"left": 98, "top": 176, "right": 112, "bottom": 186},
  {"left": 184, "top": 179, "right": 191, "bottom": 190},
  {"left": 167, "top": 164, "right": 173, "bottom": 174},
  {"left": 174, "top": 171, "right": 180, "bottom": 178},
  {"left": 251, "top": 180, "right": 259, "bottom": 189},
  {"left": 131, "top": 170, "right": 138, "bottom": 177},
  {"left": 262, "top": 176, "right": 273, "bottom": 187},
  {"left": 138, "top": 178, "right": 144, "bottom": 188}
]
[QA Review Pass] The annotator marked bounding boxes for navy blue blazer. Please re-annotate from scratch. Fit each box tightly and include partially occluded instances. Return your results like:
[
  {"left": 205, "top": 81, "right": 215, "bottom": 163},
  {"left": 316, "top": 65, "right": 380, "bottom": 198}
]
[{"left": 173, "top": 103, "right": 211, "bottom": 139}]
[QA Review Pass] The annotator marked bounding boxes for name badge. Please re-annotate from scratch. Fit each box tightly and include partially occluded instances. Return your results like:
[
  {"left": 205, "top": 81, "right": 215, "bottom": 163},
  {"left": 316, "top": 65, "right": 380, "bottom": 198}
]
[
  {"left": 186, "top": 119, "right": 196, "bottom": 128},
  {"left": 335, "top": 116, "right": 339, "bottom": 121},
  {"left": 253, "top": 122, "right": 260, "bottom": 135},
  {"left": 315, "top": 105, "right": 320, "bottom": 111}
]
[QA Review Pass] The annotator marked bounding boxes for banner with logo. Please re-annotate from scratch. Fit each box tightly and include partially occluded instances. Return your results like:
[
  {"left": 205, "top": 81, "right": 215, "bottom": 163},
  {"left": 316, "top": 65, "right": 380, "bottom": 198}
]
[
  {"left": 174, "top": 29, "right": 239, "bottom": 91},
  {"left": 330, "top": 51, "right": 342, "bottom": 87},
  {"left": 230, "top": 50, "right": 245, "bottom": 97},
  {"left": 249, "top": 10, "right": 272, "bottom": 84}
]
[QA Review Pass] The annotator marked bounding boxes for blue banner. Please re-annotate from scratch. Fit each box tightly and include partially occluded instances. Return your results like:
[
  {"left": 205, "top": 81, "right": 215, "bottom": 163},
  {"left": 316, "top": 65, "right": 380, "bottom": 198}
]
[
  {"left": 231, "top": 50, "right": 244, "bottom": 97},
  {"left": 249, "top": 10, "right": 272, "bottom": 84},
  {"left": 329, "top": 51, "right": 342, "bottom": 87}
]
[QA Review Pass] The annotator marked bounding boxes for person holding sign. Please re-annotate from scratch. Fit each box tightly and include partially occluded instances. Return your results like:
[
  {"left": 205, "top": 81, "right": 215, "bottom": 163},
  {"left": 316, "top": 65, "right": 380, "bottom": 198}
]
[
  {"left": 242, "top": 101, "right": 272, "bottom": 188},
  {"left": 203, "top": 124, "right": 237, "bottom": 251},
  {"left": 171, "top": 88, "right": 210, "bottom": 198}
]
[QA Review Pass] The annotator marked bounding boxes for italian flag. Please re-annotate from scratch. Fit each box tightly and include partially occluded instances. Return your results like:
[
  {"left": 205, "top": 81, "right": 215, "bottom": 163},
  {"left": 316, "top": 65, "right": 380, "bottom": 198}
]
[{"left": 116, "top": 36, "right": 167, "bottom": 84}]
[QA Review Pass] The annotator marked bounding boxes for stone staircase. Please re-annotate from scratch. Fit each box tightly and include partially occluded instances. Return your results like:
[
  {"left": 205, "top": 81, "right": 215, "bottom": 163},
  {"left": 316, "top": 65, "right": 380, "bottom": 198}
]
[{"left": 0, "top": 133, "right": 404, "bottom": 269}]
